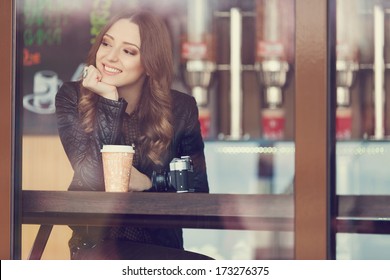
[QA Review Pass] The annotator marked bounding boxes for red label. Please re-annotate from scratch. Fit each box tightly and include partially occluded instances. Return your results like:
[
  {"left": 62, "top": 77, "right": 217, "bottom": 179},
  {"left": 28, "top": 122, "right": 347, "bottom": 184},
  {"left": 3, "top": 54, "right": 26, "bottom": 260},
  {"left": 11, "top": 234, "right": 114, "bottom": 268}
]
[
  {"left": 199, "top": 109, "right": 211, "bottom": 139},
  {"left": 257, "top": 41, "right": 285, "bottom": 59},
  {"left": 336, "top": 110, "right": 352, "bottom": 140},
  {"left": 182, "top": 42, "right": 207, "bottom": 60},
  {"left": 262, "top": 109, "right": 285, "bottom": 140}
]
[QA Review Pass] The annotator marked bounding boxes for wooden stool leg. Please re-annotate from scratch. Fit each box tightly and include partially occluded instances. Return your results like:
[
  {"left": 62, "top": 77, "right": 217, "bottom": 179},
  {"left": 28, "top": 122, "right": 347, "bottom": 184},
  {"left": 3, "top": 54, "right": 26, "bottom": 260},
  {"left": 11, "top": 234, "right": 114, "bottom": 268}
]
[{"left": 28, "top": 225, "right": 53, "bottom": 260}]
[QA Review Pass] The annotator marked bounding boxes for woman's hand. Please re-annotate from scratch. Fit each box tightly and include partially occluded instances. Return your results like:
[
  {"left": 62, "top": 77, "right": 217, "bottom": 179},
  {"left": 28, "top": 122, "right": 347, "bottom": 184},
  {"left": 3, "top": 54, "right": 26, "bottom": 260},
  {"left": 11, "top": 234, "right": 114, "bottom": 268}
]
[
  {"left": 129, "top": 166, "right": 152, "bottom": 192},
  {"left": 82, "top": 65, "right": 119, "bottom": 101}
]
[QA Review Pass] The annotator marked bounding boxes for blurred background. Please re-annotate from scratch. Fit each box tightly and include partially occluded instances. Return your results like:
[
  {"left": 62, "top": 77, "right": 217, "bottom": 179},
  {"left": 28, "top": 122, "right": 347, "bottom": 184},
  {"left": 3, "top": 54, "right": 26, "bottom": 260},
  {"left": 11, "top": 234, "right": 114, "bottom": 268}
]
[{"left": 17, "top": 0, "right": 390, "bottom": 259}]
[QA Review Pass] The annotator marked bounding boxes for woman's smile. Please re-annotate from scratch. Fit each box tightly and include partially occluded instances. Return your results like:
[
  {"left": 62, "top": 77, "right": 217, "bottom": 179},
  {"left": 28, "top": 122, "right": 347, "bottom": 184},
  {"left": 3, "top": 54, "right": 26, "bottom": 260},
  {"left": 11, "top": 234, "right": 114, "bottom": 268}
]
[{"left": 103, "top": 64, "right": 122, "bottom": 75}]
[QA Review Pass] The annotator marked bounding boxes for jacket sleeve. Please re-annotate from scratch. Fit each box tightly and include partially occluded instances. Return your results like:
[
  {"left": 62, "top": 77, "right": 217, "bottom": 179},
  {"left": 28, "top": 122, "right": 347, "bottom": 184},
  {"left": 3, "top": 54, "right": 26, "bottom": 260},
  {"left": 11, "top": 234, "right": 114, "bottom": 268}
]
[
  {"left": 55, "top": 82, "right": 128, "bottom": 191},
  {"left": 177, "top": 96, "right": 209, "bottom": 193}
]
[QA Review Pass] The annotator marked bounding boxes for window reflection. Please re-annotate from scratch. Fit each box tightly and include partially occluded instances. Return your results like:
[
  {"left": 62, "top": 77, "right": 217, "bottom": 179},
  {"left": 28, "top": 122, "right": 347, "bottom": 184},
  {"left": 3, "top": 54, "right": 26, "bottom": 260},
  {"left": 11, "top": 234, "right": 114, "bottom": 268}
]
[
  {"left": 19, "top": 0, "right": 295, "bottom": 260},
  {"left": 335, "top": 0, "right": 390, "bottom": 259}
]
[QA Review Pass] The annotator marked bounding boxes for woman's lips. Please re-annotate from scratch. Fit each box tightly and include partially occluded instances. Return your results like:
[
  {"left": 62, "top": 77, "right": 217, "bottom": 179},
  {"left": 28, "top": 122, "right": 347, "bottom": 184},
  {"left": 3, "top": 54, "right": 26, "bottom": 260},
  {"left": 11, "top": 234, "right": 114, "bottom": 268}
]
[{"left": 103, "top": 64, "right": 122, "bottom": 75}]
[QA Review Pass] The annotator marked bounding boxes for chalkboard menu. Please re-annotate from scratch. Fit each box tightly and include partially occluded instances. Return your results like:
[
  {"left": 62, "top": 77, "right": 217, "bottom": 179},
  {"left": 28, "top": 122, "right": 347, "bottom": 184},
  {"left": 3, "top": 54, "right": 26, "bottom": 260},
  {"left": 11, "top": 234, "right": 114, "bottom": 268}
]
[{"left": 17, "top": 0, "right": 186, "bottom": 134}]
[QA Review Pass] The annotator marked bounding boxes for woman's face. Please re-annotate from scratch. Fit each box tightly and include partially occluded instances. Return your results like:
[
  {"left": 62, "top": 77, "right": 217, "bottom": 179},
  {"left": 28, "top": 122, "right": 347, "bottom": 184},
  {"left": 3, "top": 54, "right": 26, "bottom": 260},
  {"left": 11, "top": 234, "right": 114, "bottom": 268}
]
[{"left": 96, "top": 19, "right": 145, "bottom": 90}]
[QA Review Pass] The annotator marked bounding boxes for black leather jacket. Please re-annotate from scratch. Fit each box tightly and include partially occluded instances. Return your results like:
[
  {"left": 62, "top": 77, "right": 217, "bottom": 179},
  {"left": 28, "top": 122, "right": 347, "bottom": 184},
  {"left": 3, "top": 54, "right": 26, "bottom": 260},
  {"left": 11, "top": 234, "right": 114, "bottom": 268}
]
[{"left": 55, "top": 81, "right": 209, "bottom": 251}]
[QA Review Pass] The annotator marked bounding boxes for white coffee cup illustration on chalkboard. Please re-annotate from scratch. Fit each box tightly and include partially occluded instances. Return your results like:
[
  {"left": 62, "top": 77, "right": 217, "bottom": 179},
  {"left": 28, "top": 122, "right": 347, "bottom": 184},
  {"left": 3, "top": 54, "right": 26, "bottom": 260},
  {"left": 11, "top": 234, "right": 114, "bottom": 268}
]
[{"left": 23, "top": 70, "right": 63, "bottom": 114}]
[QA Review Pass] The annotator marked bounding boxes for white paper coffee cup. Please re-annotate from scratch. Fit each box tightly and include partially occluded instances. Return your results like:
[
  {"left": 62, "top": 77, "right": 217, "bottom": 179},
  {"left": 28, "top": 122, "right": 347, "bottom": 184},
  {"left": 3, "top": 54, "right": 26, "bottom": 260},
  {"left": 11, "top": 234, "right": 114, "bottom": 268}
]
[{"left": 101, "top": 145, "right": 135, "bottom": 192}]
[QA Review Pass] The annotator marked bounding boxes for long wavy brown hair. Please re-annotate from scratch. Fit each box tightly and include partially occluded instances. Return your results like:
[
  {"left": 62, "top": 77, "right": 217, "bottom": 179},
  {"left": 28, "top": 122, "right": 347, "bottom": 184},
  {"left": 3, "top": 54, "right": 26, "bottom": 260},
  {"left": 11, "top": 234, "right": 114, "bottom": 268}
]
[{"left": 78, "top": 10, "right": 174, "bottom": 165}]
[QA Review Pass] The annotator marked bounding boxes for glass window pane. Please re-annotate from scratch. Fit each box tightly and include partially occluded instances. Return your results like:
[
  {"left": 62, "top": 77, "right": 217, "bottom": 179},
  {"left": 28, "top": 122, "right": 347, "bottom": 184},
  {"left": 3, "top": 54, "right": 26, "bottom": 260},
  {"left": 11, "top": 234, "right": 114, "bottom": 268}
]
[
  {"left": 18, "top": 0, "right": 295, "bottom": 260},
  {"left": 335, "top": 0, "right": 390, "bottom": 259}
]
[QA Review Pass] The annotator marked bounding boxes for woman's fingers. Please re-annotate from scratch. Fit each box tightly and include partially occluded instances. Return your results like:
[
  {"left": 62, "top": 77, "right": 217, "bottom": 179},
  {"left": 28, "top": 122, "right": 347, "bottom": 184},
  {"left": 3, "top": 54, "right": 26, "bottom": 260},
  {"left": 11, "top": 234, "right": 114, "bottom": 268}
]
[
  {"left": 129, "top": 166, "right": 152, "bottom": 192},
  {"left": 82, "top": 65, "right": 118, "bottom": 100},
  {"left": 82, "top": 65, "right": 100, "bottom": 86}
]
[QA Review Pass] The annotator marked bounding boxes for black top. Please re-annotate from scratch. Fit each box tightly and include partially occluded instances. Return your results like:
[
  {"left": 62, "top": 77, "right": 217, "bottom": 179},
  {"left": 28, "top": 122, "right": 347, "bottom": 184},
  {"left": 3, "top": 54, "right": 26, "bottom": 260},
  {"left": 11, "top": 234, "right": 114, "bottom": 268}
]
[{"left": 55, "top": 81, "right": 209, "bottom": 252}]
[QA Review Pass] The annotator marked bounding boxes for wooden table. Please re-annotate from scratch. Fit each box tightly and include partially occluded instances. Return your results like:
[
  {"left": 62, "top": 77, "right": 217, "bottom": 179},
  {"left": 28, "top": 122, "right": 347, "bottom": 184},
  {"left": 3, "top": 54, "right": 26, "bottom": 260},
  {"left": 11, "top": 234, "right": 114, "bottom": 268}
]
[
  {"left": 22, "top": 190, "right": 390, "bottom": 259},
  {"left": 22, "top": 190, "right": 294, "bottom": 259}
]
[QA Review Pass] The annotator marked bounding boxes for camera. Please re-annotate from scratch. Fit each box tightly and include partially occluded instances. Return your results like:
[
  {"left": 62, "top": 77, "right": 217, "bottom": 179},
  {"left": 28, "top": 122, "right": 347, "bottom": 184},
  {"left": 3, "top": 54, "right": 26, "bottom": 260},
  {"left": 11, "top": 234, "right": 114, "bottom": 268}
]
[{"left": 152, "top": 156, "right": 194, "bottom": 192}]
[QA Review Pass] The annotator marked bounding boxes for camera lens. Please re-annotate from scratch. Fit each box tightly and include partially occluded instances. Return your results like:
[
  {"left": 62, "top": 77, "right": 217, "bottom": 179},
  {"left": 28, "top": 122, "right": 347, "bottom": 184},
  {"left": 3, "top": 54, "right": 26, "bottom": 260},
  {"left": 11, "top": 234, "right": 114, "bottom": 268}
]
[{"left": 152, "top": 171, "right": 168, "bottom": 192}]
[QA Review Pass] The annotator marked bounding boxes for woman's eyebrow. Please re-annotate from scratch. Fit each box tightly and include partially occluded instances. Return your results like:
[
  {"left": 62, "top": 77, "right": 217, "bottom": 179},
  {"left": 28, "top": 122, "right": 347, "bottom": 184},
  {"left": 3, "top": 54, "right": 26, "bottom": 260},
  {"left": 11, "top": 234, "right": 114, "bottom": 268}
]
[{"left": 104, "top": 33, "right": 140, "bottom": 50}]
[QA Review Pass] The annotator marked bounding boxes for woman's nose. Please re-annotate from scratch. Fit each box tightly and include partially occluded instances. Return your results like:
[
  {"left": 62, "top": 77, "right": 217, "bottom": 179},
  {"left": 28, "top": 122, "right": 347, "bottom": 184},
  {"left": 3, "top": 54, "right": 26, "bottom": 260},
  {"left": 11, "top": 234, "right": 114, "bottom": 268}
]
[{"left": 106, "top": 47, "right": 119, "bottom": 61}]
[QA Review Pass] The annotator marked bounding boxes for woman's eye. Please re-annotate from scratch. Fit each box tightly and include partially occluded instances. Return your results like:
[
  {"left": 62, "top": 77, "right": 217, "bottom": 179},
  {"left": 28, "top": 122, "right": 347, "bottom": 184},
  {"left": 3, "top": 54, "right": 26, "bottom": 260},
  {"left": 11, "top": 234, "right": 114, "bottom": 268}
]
[
  {"left": 124, "top": 49, "right": 136, "bottom": 56},
  {"left": 101, "top": 41, "right": 110, "bottom": 47}
]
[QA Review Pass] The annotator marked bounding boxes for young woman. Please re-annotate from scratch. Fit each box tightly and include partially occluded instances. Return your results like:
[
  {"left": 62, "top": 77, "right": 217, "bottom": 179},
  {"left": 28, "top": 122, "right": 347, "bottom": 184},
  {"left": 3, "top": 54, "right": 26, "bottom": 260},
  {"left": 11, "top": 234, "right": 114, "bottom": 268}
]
[{"left": 55, "top": 9, "right": 210, "bottom": 260}]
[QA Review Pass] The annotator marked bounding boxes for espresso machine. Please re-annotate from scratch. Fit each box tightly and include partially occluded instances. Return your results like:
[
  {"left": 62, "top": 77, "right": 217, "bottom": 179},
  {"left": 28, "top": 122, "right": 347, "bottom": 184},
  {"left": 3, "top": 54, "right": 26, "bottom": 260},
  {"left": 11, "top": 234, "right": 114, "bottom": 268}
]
[
  {"left": 336, "top": 57, "right": 359, "bottom": 140},
  {"left": 255, "top": 0, "right": 291, "bottom": 140},
  {"left": 335, "top": 0, "right": 360, "bottom": 140},
  {"left": 181, "top": 0, "right": 216, "bottom": 139}
]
